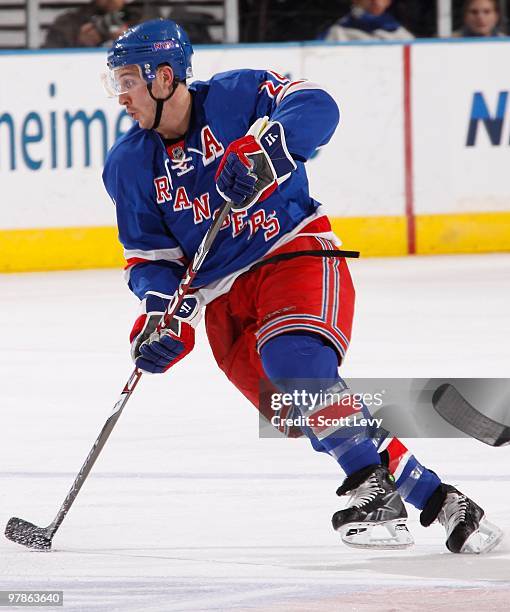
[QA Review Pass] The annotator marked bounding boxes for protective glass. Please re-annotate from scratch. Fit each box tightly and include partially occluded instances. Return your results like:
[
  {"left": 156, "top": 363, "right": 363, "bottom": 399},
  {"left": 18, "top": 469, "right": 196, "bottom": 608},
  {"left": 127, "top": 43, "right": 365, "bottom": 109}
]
[{"left": 101, "top": 65, "right": 147, "bottom": 97}]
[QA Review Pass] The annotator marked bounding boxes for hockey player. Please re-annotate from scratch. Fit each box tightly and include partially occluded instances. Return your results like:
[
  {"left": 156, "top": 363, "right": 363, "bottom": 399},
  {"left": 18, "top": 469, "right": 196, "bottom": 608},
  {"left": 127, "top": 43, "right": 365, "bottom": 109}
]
[{"left": 102, "top": 19, "right": 503, "bottom": 554}]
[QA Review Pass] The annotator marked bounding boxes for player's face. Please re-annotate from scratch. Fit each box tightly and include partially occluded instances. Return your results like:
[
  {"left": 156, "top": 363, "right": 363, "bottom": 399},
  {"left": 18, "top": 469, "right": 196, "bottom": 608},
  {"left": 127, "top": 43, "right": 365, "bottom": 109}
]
[
  {"left": 464, "top": 0, "right": 499, "bottom": 35},
  {"left": 115, "top": 65, "right": 177, "bottom": 130},
  {"left": 114, "top": 66, "right": 154, "bottom": 128},
  {"left": 356, "top": 0, "right": 392, "bottom": 16},
  {"left": 103, "top": 64, "right": 146, "bottom": 96}
]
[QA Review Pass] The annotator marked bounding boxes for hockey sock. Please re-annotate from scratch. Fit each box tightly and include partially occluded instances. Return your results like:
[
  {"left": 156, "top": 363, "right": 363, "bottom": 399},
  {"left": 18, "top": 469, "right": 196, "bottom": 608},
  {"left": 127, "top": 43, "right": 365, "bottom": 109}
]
[
  {"left": 260, "top": 332, "right": 381, "bottom": 475},
  {"left": 378, "top": 438, "right": 442, "bottom": 510}
]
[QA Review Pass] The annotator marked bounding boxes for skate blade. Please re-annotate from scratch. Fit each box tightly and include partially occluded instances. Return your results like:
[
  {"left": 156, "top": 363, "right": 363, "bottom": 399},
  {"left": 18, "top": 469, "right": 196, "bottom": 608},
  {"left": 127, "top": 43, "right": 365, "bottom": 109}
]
[
  {"left": 338, "top": 519, "right": 414, "bottom": 550},
  {"left": 460, "top": 518, "right": 504, "bottom": 554}
]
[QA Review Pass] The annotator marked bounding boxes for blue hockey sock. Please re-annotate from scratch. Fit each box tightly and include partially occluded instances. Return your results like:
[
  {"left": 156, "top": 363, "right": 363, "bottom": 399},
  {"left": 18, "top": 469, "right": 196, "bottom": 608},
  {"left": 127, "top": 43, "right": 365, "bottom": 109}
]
[
  {"left": 401, "top": 463, "right": 442, "bottom": 510},
  {"left": 260, "top": 332, "right": 381, "bottom": 475},
  {"left": 377, "top": 439, "right": 442, "bottom": 510}
]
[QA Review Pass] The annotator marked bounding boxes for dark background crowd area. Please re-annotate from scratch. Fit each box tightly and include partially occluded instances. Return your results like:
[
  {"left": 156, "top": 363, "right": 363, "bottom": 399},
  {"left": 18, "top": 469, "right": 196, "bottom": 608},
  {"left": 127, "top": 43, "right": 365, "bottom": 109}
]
[
  {"left": 238, "top": 0, "right": 506, "bottom": 42},
  {"left": 1, "top": 0, "right": 507, "bottom": 50}
]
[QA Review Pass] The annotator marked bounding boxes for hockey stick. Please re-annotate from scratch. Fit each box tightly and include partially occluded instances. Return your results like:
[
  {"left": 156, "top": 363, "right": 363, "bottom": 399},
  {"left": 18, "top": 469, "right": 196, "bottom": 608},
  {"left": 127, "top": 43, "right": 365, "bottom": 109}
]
[
  {"left": 432, "top": 383, "right": 510, "bottom": 447},
  {"left": 4, "top": 199, "right": 234, "bottom": 551}
]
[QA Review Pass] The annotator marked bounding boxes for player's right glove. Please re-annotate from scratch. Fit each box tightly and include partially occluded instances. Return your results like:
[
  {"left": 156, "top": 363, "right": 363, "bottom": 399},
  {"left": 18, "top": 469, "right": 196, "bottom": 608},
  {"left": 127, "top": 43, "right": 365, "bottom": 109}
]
[
  {"left": 129, "top": 292, "right": 201, "bottom": 374},
  {"left": 215, "top": 116, "right": 297, "bottom": 211}
]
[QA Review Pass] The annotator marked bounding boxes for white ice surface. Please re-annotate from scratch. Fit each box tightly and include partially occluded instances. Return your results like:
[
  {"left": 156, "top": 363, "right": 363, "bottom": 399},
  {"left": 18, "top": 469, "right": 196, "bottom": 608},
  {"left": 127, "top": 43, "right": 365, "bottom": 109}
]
[{"left": 1, "top": 254, "right": 510, "bottom": 611}]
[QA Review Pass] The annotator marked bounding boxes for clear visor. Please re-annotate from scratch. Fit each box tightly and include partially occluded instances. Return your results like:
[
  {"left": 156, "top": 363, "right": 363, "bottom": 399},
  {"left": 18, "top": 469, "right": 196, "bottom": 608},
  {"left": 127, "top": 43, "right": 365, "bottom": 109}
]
[{"left": 101, "top": 65, "right": 147, "bottom": 97}]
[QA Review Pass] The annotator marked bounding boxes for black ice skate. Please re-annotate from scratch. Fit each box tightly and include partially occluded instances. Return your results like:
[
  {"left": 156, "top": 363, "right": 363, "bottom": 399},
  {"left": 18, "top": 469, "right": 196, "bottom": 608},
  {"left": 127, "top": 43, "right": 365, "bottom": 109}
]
[
  {"left": 420, "top": 484, "right": 504, "bottom": 554},
  {"left": 332, "top": 464, "right": 414, "bottom": 550}
]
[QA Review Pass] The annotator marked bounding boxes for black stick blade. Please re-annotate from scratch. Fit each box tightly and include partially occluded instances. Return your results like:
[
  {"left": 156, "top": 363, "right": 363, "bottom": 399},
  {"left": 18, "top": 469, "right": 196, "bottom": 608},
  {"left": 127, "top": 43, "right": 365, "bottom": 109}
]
[
  {"left": 432, "top": 383, "right": 510, "bottom": 447},
  {"left": 5, "top": 517, "right": 52, "bottom": 550}
]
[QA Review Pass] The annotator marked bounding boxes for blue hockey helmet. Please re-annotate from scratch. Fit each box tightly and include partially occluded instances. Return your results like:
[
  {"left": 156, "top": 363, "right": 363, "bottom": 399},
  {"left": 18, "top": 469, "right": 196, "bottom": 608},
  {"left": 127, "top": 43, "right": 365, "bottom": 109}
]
[{"left": 106, "top": 18, "right": 193, "bottom": 86}]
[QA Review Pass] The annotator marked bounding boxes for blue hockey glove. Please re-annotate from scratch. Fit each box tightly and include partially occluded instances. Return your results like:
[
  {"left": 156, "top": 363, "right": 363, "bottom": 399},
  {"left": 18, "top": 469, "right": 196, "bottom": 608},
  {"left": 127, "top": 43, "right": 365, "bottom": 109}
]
[
  {"left": 215, "top": 117, "right": 297, "bottom": 210},
  {"left": 129, "top": 292, "right": 201, "bottom": 374}
]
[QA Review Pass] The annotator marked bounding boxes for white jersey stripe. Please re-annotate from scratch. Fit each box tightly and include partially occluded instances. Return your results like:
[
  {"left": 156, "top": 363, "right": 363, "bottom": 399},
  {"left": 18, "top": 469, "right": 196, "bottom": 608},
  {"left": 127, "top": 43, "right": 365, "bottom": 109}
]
[
  {"left": 124, "top": 247, "right": 185, "bottom": 263},
  {"left": 276, "top": 81, "right": 327, "bottom": 106}
]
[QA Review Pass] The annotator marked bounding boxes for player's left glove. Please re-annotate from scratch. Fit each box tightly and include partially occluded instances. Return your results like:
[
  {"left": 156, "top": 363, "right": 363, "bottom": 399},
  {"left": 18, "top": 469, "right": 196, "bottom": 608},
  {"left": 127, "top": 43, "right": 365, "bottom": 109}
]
[
  {"left": 215, "top": 117, "right": 297, "bottom": 210},
  {"left": 130, "top": 292, "right": 201, "bottom": 374}
]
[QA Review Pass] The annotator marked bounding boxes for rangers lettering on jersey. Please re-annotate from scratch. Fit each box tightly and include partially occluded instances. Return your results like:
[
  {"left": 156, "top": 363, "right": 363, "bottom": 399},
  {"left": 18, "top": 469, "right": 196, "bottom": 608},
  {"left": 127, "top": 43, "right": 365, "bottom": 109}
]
[
  {"left": 155, "top": 176, "right": 172, "bottom": 204},
  {"left": 103, "top": 68, "right": 340, "bottom": 299}
]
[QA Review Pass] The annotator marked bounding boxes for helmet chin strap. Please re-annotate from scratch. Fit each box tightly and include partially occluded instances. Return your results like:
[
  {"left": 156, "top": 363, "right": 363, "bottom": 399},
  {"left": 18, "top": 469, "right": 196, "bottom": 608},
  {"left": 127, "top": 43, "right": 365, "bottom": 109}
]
[{"left": 147, "top": 78, "right": 179, "bottom": 130}]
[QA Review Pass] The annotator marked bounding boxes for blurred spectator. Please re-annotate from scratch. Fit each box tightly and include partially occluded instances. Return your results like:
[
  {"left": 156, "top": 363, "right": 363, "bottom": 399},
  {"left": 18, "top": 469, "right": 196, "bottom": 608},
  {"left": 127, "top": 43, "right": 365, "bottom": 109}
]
[
  {"left": 43, "top": 0, "right": 157, "bottom": 48},
  {"left": 455, "top": 0, "right": 505, "bottom": 37},
  {"left": 322, "top": 0, "right": 414, "bottom": 41}
]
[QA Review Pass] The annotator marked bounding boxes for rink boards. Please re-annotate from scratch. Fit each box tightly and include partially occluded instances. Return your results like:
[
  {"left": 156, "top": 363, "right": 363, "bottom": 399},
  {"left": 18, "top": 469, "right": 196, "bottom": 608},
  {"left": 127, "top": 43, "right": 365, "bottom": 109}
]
[{"left": 1, "top": 39, "right": 509, "bottom": 271}]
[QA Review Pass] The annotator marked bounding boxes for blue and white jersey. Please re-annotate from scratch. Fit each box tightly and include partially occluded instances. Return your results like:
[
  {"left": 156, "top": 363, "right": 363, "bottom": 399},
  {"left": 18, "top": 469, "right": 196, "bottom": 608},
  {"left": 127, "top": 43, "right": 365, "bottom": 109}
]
[{"left": 102, "top": 69, "right": 340, "bottom": 301}]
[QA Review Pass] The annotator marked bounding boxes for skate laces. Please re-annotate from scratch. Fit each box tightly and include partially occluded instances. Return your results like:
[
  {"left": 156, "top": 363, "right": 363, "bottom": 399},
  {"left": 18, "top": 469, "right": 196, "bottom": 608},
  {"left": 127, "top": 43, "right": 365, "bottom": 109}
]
[
  {"left": 349, "top": 476, "right": 385, "bottom": 509},
  {"left": 439, "top": 493, "right": 468, "bottom": 531}
]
